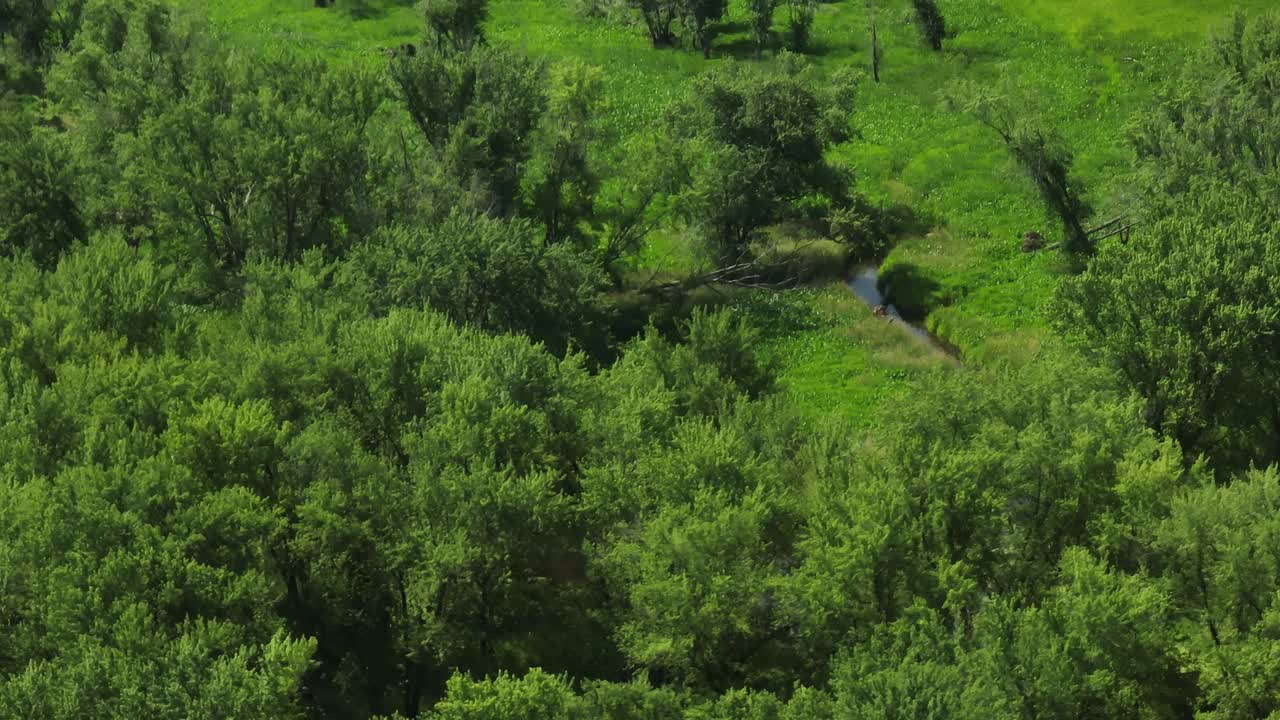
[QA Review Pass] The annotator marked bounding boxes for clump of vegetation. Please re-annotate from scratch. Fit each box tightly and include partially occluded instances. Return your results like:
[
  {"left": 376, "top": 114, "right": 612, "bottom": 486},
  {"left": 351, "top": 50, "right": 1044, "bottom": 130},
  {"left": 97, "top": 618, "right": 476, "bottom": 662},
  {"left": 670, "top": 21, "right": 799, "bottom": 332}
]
[
  {"left": 664, "top": 61, "right": 861, "bottom": 263},
  {"left": 420, "top": 0, "right": 488, "bottom": 51},
  {"left": 630, "top": 0, "right": 680, "bottom": 46},
  {"left": 627, "top": 0, "right": 727, "bottom": 55},
  {"left": 786, "top": 0, "right": 816, "bottom": 52},
  {"left": 747, "top": 0, "right": 776, "bottom": 58},
  {"left": 1059, "top": 10, "right": 1280, "bottom": 473}
]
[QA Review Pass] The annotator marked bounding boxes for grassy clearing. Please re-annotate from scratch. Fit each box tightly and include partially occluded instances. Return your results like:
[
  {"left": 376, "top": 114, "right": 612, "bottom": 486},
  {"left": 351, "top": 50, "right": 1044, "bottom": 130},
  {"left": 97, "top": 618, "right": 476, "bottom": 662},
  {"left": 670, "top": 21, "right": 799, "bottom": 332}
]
[
  {"left": 832, "top": 0, "right": 1163, "bottom": 360},
  {"left": 730, "top": 284, "right": 953, "bottom": 424},
  {"left": 1003, "top": 0, "right": 1274, "bottom": 38},
  {"left": 186, "top": 0, "right": 1251, "bottom": 415},
  {"left": 197, "top": 0, "right": 419, "bottom": 55}
]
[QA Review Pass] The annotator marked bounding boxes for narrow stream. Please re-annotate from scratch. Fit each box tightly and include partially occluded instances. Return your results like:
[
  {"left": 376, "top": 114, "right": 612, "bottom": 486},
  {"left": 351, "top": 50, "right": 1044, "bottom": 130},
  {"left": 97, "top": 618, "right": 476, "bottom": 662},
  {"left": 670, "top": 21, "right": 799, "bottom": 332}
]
[{"left": 847, "top": 265, "right": 961, "bottom": 360}]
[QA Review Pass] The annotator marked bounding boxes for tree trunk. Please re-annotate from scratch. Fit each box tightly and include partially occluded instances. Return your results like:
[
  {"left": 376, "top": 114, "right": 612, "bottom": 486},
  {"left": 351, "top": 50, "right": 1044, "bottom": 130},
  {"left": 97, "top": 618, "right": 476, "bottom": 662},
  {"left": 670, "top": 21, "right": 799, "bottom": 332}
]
[
  {"left": 871, "top": 16, "right": 881, "bottom": 82},
  {"left": 404, "top": 659, "right": 424, "bottom": 717}
]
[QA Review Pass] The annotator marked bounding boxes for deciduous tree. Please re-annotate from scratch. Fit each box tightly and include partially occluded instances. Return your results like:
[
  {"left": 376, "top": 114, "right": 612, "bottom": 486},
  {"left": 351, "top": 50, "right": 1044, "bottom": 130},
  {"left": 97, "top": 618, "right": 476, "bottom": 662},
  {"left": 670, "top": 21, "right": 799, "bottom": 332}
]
[
  {"left": 680, "top": 0, "right": 727, "bottom": 58},
  {"left": 522, "top": 61, "right": 603, "bottom": 246},
  {"left": 946, "top": 80, "right": 1094, "bottom": 254},
  {"left": 666, "top": 64, "right": 850, "bottom": 262},
  {"left": 420, "top": 0, "right": 487, "bottom": 52},
  {"left": 390, "top": 45, "right": 548, "bottom": 217},
  {"left": 1058, "top": 205, "right": 1280, "bottom": 472},
  {"left": 0, "top": 110, "right": 84, "bottom": 268},
  {"left": 747, "top": 0, "right": 775, "bottom": 58}
]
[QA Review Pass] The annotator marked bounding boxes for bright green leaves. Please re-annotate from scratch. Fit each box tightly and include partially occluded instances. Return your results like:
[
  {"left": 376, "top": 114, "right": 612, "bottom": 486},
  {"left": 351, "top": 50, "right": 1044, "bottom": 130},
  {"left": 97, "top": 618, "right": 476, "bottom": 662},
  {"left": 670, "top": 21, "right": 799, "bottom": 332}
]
[
  {"left": 0, "top": 624, "right": 314, "bottom": 720},
  {"left": 783, "top": 464, "right": 913, "bottom": 661},
  {"left": 165, "top": 397, "right": 290, "bottom": 494},
  {"left": 611, "top": 308, "right": 777, "bottom": 418},
  {"left": 48, "top": 234, "right": 179, "bottom": 351},
  {"left": 46, "top": 7, "right": 383, "bottom": 275},
  {"left": 1131, "top": 11, "right": 1280, "bottom": 221},
  {"left": 413, "top": 671, "right": 831, "bottom": 720},
  {"left": 961, "top": 550, "right": 1181, "bottom": 720},
  {"left": 0, "top": 109, "right": 84, "bottom": 269},
  {"left": 1156, "top": 469, "right": 1280, "bottom": 652},
  {"left": 132, "top": 51, "right": 383, "bottom": 268},
  {"left": 391, "top": 44, "right": 548, "bottom": 218},
  {"left": 581, "top": 386, "right": 800, "bottom": 691},
  {"left": 1, "top": 207, "right": 1237, "bottom": 719},
  {"left": 389, "top": 43, "right": 608, "bottom": 257},
  {"left": 1195, "top": 597, "right": 1280, "bottom": 720},
  {"left": 1067, "top": 11, "right": 1280, "bottom": 473},
  {"left": 0, "top": 458, "right": 300, "bottom": 717},
  {"left": 828, "top": 604, "right": 965, "bottom": 720},
  {"left": 420, "top": 0, "right": 488, "bottom": 53},
  {"left": 169, "top": 485, "right": 289, "bottom": 630},
  {"left": 596, "top": 488, "right": 781, "bottom": 688},
  {"left": 340, "top": 216, "right": 610, "bottom": 357},
  {"left": 665, "top": 63, "right": 853, "bottom": 262},
  {"left": 1060, "top": 211, "right": 1280, "bottom": 472},
  {"left": 424, "top": 670, "right": 579, "bottom": 720},
  {"left": 521, "top": 61, "right": 604, "bottom": 247},
  {"left": 843, "top": 360, "right": 1185, "bottom": 606},
  {"left": 6, "top": 5, "right": 1280, "bottom": 714}
]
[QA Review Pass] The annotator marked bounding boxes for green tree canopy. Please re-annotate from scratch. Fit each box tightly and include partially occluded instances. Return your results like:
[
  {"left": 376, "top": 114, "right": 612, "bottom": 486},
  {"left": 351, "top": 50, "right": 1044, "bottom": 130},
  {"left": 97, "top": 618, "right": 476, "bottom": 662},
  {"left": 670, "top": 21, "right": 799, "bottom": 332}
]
[
  {"left": 1058, "top": 204, "right": 1280, "bottom": 472},
  {"left": 667, "top": 62, "right": 853, "bottom": 261}
]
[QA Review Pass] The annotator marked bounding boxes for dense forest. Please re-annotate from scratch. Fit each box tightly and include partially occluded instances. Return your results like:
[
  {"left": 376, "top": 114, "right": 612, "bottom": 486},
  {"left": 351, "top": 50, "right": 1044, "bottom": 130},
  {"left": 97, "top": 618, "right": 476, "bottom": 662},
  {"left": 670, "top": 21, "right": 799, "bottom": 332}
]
[{"left": 2, "top": 0, "right": 1280, "bottom": 717}]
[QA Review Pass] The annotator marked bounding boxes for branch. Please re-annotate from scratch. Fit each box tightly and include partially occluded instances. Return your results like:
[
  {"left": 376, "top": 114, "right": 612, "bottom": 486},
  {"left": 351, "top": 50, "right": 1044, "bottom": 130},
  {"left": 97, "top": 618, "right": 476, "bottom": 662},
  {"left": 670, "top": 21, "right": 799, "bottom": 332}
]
[
  {"left": 1092, "top": 222, "right": 1138, "bottom": 243},
  {"left": 638, "top": 241, "right": 818, "bottom": 297},
  {"left": 1085, "top": 213, "right": 1130, "bottom": 236}
]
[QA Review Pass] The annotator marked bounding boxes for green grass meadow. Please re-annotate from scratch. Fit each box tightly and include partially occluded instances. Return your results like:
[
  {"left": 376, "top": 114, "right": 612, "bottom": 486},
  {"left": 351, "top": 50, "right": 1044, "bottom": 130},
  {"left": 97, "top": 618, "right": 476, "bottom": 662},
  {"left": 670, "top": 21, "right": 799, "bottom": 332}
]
[
  {"left": 730, "top": 284, "right": 955, "bottom": 426},
  {"left": 190, "top": 0, "right": 1254, "bottom": 418}
]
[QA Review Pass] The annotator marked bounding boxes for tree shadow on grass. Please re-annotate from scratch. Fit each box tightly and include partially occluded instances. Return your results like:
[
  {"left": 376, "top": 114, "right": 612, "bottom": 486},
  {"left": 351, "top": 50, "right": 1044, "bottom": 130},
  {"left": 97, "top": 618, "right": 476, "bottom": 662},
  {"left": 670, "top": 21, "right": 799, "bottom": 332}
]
[
  {"left": 806, "top": 35, "right": 861, "bottom": 58},
  {"left": 878, "top": 202, "right": 941, "bottom": 245},
  {"left": 713, "top": 36, "right": 766, "bottom": 60},
  {"left": 339, "top": 0, "right": 415, "bottom": 21},
  {"left": 878, "top": 262, "right": 944, "bottom": 322}
]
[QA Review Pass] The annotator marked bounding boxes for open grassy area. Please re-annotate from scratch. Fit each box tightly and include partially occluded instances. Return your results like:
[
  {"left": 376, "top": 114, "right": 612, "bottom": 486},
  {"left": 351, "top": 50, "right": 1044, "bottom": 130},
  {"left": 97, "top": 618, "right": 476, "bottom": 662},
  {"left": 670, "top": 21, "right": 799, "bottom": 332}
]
[
  {"left": 728, "top": 284, "right": 955, "bottom": 424},
  {"left": 197, "top": 0, "right": 418, "bottom": 54},
  {"left": 1005, "top": 0, "right": 1273, "bottom": 38},
  {"left": 188, "top": 0, "right": 1253, "bottom": 413}
]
